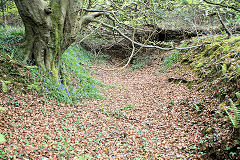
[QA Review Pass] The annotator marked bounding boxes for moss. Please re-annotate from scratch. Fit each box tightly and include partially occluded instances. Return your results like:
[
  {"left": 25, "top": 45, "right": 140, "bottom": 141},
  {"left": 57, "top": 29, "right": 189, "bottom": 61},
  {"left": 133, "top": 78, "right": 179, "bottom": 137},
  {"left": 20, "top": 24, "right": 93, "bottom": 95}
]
[
  {"left": 183, "top": 35, "right": 240, "bottom": 103},
  {"left": 228, "top": 36, "right": 240, "bottom": 44},
  {"left": 60, "top": 65, "right": 70, "bottom": 86},
  {"left": 202, "top": 43, "right": 221, "bottom": 57},
  {"left": 196, "top": 86, "right": 202, "bottom": 91},
  {"left": 47, "top": 3, "right": 65, "bottom": 82},
  {"left": 51, "top": 62, "right": 59, "bottom": 82},
  {"left": 187, "top": 80, "right": 195, "bottom": 89}
]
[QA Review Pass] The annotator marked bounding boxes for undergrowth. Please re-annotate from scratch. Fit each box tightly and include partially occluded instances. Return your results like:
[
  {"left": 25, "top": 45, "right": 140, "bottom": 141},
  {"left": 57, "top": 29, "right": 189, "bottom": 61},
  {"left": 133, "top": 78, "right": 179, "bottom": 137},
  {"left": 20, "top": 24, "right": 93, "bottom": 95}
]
[
  {"left": 31, "top": 45, "right": 102, "bottom": 104},
  {"left": 183, "top": 35, "right": 240, "bottom": 125},
  {"left": 0, "top": 26, "right": 102, "bottom": 104},
  {"left": 181, "top": 35, "right": 240, "bottom": 159},
  {"left": 129, "top": 54, "right": 154, "bottom": 71},
  {"left": 0, "top": 26, "right": 24, "bottom": 61},
  {"left": 161, "top": 50, "right": 180, "bottom": 71}
]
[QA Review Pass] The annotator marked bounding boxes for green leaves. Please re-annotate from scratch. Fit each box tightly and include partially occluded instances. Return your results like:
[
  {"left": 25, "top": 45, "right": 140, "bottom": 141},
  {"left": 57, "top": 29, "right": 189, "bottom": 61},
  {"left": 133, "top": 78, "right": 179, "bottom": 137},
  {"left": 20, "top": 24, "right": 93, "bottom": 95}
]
[
  {"left": 78, "top": 154, "right": 91, "bottom": 160},
  {"left": 1, "top": 80, "right": 11, "bottom": 93},
  {"left": 221, "top": 63, "right": 227, "bottom": 75},
  {"left": 236, "top": 92, "right": 240, "bottom": 100},
  {"left": 0, "top": 107, "right": 5, "bottom": 111},
  {"left": 27, "top": 82, "right": 40, "bottom": 91},
  {"left": 1, "top": 81, "right": 7, "bottom": 93},
  {"left": 0, "top": 134, "right": 6, "bottom": 144},
  {"left": 222, "top": 97, "right": 240, "bottom": 128}
]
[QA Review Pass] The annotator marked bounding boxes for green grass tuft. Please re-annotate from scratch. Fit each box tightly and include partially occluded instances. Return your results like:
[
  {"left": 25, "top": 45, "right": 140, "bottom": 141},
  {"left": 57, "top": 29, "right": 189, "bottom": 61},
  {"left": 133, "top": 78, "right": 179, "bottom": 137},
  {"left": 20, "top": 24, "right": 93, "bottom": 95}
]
[{"left": 161, "top": 50, "right": 180, "bottom": 71}]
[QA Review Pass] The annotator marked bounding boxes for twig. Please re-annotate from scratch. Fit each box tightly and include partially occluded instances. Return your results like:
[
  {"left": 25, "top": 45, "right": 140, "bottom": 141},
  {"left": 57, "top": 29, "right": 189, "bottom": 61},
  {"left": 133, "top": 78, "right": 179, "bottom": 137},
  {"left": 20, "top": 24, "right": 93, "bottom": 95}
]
[
  {"left": 90, "top": 29, "right": 157, "bottom": 71},
  {"left": 107, "top": 13, "right": 153, "bottom": 32},
  {"left": 132, "top": 29, "right": 157, "bottom": 57},
  {"left": 194, "top": 129, "right": 199, "bottom": 143},
  {"left": 112, "top": 136, "right": 119, "bottom": 147}
]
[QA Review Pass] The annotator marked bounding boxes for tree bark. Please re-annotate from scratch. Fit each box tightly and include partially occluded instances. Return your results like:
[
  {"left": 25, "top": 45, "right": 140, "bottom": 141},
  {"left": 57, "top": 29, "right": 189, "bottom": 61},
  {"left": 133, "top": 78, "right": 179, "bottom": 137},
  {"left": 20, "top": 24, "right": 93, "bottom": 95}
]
[
  {"left": 14, "top": 0, "right": 82, "bottom": 81},
  {"left": 1, "top": 0, "right": 6, "bottom": 28}
]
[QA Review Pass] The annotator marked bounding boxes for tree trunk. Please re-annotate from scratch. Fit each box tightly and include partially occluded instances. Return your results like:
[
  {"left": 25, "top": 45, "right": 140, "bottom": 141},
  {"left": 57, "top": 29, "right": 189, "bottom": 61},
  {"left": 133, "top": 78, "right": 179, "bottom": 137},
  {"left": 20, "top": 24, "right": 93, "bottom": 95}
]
[
  {"left": 1, "top": 0, "right": 6, "bottom": 28},
  {"left": 14, "top": 0, "right": 82, "bottom": 81}
]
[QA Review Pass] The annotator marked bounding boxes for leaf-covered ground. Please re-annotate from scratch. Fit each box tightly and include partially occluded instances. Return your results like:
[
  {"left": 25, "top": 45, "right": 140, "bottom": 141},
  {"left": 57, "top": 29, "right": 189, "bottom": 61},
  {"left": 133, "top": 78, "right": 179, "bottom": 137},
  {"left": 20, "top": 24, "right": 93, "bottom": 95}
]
[{"left": 0, "top": 52, "right": 236, "bottom": 159}]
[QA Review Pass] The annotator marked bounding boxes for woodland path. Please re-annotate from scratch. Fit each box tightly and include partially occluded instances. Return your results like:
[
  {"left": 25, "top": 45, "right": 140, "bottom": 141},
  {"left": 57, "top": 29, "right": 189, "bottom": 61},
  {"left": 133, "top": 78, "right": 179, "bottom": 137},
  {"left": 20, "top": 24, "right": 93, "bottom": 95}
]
[
  {"left": 1, "top": 52, "right": 222, "bottom": 160},
  {"left": 83, "top": 53, "right": 214, "bottom": 159}
]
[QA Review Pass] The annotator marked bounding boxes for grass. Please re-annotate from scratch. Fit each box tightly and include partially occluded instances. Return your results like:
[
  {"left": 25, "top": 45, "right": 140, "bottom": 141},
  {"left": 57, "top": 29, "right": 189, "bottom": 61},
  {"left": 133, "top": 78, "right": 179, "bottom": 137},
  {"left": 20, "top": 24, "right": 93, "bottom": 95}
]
[{"left": 160, "top": 50, "right": 180, "bottom": 71}]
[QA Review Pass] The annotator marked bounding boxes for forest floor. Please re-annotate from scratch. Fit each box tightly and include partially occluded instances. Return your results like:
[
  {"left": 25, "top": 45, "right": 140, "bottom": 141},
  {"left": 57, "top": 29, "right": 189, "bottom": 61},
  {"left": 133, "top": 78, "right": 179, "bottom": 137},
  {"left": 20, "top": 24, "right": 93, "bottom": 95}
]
[{"left": 0, "top": 52, "right": 234, "bottom": 159}]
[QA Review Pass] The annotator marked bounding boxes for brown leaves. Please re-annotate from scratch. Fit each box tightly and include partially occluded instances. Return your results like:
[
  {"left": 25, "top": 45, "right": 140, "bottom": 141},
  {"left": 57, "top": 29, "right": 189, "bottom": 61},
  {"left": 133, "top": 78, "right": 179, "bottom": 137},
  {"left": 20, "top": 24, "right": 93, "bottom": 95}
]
[{"left": 0, "top": 53, "right": 235, "bottom": 159}]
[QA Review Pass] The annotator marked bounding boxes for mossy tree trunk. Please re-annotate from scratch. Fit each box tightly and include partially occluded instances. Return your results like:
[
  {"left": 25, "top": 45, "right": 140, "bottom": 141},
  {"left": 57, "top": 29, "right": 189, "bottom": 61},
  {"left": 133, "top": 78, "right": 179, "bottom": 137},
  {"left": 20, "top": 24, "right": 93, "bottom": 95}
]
[
  {"left": 0, "top": 0, "right": 7, "bottom": 28},
  {"left": 14, "top": 0, "right": 82, "bottom": 81}
]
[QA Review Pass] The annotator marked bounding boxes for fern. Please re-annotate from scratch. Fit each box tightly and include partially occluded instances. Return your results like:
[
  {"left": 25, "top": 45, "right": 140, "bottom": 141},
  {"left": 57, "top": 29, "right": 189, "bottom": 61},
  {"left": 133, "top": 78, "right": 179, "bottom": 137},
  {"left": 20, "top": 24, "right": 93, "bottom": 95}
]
[{"left": 222, "top": 98, "right": 240, "bottom": 128}]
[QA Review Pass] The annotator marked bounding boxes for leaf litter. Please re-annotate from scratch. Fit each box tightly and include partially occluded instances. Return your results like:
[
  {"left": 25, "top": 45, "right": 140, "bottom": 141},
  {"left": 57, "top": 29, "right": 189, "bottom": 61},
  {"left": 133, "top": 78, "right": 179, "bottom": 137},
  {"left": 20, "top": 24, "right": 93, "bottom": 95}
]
[{"left": 0, "top": 52, "right": 235, "bottom": 159}]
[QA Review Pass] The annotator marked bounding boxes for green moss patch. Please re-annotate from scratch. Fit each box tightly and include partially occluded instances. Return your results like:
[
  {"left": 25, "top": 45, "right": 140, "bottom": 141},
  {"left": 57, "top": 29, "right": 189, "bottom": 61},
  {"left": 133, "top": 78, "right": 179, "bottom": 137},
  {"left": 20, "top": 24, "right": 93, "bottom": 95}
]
[{"left": 183, "top": 35, "right": 240, "bottom": 103}]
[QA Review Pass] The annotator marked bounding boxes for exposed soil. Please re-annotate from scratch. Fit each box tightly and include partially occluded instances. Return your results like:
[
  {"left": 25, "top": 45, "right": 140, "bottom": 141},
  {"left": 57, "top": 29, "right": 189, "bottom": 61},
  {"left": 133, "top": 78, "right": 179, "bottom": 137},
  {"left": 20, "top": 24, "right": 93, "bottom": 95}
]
[{"left": 0, "top": 52, "right": 236, "bottom": 159}]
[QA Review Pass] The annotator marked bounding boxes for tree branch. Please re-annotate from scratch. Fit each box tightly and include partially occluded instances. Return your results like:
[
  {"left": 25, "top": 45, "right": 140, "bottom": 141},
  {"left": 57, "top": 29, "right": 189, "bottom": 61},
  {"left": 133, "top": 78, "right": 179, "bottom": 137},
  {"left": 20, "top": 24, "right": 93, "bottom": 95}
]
[
  {"left": 120, "top": 29, "right": 136, "bottom": 70},
  {"left": 202, "top": 0, "right": 240, "bottom": 12},
  {"left": 106, "top": 13, "right": 153, "bottom": 32},
  {"left": 91, "top": 20, "right": 203, "bottom": 51},
  {"left": 217, "top": 10, "right": 232, "bottom": 38},
  {"left": 83, "top": 8, "right": 116, "bottom": 13}
]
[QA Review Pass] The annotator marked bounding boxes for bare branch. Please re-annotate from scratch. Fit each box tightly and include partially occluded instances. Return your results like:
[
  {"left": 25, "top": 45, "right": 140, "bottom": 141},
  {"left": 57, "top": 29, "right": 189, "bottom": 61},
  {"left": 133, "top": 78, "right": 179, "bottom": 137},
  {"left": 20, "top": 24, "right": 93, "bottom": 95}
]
[
  {"left": 120, "top": 29, "right": 136, "bottom": 70},
  {"left": 78, "top": 25, "right": 102, "bottom": 43},
  {"left": 106, "top": 13, "right": 153, "bottom": 32},
  {"left": 92, "top": 20, "right": 172, "bottom": 50},
  {"left": 217, "top": 10, "right": 232, "bottom": 38},
  {"left": 202, "top": 0, "right": 240, "bottom": 12},
  {"left": 92, "top": 20, "right": 203, "bottom": 51},
  {"left": 83, "top": 8, "right": 116, "bottom": 13}
]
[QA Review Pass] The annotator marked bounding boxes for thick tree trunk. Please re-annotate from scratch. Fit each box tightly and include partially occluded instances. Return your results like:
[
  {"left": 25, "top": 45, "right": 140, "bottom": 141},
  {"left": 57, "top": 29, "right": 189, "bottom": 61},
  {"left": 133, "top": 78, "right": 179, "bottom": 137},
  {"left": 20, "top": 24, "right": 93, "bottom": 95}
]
[{"left": 14, "top": 0, "right": 81, "bottom": 81}]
